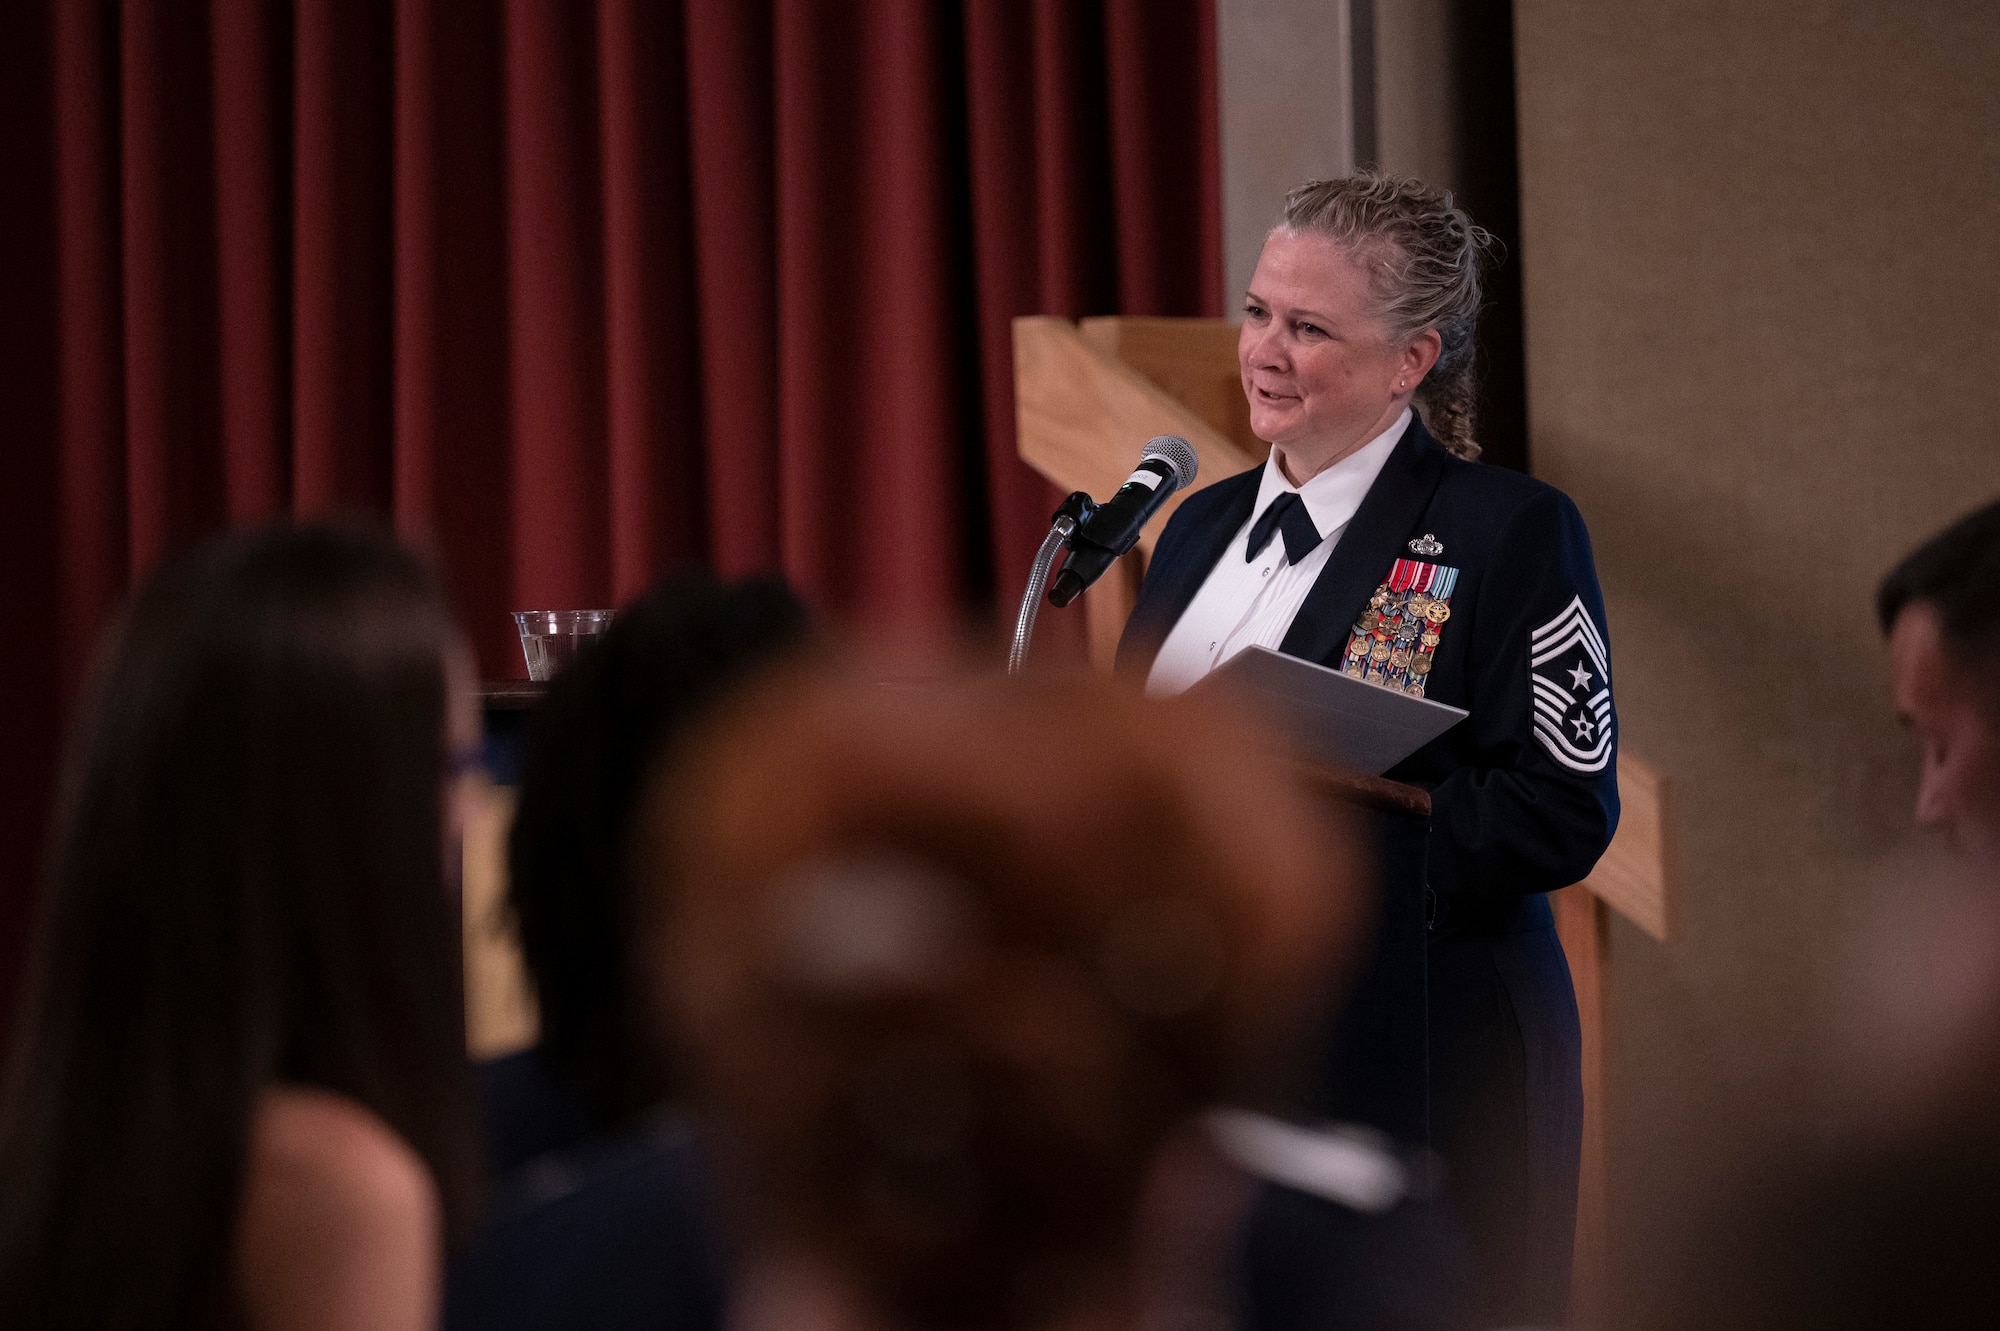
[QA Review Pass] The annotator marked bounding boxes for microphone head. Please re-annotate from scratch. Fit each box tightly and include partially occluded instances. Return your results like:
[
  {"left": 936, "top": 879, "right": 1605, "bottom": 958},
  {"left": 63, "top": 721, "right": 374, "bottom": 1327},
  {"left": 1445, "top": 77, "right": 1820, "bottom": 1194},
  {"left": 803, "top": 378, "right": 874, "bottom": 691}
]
[{"left": 1141, "top": 435, "right": 1198, "bottom": 490}]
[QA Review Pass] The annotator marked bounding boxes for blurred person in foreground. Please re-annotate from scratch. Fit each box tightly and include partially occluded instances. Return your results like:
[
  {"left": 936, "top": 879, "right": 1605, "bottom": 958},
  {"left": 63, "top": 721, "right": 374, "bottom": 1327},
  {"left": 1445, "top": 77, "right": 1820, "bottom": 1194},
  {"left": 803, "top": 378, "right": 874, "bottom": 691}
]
[
  {"left": 0, "top": 524, "right": 483, "bottom": 1330},
  {"left": 446, "top": 572, "right": 811, "bottom": 1330},
  {"left": 1631, "top": 497, "right": 2000, "bottom": 1331},
  {"left": 648, "top": 669, "right": 1368, "bottom": 1331}
]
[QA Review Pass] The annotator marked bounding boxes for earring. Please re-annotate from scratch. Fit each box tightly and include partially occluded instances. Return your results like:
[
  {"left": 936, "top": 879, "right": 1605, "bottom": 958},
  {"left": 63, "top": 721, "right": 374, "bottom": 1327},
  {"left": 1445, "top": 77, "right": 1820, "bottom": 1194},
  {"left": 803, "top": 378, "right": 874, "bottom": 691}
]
[{"left": 1399, "top": 379, "right": 1406, "bottom": 388}]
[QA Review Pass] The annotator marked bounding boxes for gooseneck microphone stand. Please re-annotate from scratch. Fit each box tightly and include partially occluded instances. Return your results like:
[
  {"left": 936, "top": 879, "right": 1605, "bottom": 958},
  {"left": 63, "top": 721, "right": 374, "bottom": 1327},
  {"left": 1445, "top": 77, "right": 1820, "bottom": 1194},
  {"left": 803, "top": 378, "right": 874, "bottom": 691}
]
[
  {"left": 1005, "top": 436, "right": 1198, "bottom": 675},
  {"left": 1006, "top": 492, "right": 1091, "bottom": 675}
]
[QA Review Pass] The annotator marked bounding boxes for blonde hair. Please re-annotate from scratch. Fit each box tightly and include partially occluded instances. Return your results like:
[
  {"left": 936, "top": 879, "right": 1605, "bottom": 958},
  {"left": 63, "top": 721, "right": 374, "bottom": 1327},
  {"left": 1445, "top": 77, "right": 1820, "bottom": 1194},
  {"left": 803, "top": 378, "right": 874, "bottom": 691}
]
[{"left": 1278, "top": 174, "right": 1496, "bottom": 460}]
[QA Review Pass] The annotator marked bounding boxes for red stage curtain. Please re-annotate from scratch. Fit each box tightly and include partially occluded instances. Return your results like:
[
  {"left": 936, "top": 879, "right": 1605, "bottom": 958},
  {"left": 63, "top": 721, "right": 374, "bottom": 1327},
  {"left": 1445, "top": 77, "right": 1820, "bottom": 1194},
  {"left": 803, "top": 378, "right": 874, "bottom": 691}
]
[{"left": 0, "top": 1, "right": 1220, "bottom": 1033}]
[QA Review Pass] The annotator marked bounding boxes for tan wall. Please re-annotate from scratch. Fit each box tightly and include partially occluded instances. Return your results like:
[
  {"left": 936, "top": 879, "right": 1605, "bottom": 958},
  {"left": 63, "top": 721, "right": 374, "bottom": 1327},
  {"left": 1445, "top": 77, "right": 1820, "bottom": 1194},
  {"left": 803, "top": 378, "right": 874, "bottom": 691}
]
[
  {"left": 1215, "top": 0, "right": 1356, "bottom": 312},
  {"left": 1373, "top": 0, "right": 1459, "bottom": 186},
  {"left": 1513, "top": 0, "right": 2000, "bottom": 1264}
]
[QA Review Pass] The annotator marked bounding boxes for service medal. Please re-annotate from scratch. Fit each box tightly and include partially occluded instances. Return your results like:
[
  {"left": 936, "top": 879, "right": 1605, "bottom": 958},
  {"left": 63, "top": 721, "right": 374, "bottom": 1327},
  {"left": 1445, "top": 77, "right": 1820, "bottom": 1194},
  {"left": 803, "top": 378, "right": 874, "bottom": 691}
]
[{"left": 1339, "top": 558, "right": 1460, "bottom": 697}]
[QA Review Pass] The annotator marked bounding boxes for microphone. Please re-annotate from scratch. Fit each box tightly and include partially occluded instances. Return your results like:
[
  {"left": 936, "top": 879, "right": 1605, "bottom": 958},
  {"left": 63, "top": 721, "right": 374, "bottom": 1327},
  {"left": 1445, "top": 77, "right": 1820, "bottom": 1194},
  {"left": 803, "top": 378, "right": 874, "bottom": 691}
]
[{"left": 1047, "top": 435, "right": 1199, "bottom": 607}]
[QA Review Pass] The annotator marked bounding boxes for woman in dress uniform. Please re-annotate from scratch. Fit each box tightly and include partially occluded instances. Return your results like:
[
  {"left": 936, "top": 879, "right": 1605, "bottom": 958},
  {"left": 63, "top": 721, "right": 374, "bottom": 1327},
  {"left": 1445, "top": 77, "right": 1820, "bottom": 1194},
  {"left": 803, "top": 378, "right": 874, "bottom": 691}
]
[{"left": 1118, "top": 174, "right": 1619, "bottom": 1324}]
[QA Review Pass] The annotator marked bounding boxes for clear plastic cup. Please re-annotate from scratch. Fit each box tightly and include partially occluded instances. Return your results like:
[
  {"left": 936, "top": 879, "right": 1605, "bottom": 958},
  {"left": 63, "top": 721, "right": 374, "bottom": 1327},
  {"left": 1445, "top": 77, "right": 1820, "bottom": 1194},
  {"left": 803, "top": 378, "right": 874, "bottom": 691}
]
[{"left": 513, "top": 610, "right": 614, "bottom": 681}]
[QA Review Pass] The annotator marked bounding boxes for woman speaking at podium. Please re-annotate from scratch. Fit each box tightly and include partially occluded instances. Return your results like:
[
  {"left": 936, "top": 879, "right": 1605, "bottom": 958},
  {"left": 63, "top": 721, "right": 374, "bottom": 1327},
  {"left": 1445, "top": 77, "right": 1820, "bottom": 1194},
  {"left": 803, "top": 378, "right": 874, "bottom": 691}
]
[{"left": 1117, "top": 175, "right": 1619, "bottom": 1324}]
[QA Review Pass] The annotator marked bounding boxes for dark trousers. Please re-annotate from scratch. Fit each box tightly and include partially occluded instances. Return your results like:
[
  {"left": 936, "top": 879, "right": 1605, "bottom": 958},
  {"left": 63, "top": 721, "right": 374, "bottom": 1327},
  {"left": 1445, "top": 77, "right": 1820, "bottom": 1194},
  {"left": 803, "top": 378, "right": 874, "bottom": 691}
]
[{"left": 1427, "top": 915, "right": 1583, "bottom": 1324}]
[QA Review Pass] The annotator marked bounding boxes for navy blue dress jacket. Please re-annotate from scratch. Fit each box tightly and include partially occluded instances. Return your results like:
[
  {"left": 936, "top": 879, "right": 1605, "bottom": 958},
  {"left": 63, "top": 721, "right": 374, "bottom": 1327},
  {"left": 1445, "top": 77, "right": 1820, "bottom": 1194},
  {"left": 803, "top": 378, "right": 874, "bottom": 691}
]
[
  {"left": 1117, "top": 413, "right": 1617, "bottom": 1322},
  {"left": 1116, "top": 413, "right": 1619, "bottom": 923}
]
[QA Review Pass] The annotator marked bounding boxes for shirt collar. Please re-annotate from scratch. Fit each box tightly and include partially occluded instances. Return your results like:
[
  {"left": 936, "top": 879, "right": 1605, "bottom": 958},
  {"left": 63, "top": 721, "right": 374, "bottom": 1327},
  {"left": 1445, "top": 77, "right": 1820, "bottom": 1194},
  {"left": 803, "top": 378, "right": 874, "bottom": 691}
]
[{"left": 1251, "top": 407, "right": 1412, "bottom": 540}]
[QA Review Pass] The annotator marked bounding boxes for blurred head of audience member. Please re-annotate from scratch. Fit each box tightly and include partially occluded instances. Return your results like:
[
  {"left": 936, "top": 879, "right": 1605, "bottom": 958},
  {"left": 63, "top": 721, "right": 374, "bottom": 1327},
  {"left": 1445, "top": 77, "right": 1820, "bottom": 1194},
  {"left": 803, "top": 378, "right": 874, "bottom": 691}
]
[
  {"left": 1878, "top": 496, "right": 2000, "bottom": 872},
  {"left": 1630, "top": 500, "right": 2000, "bottom": 1331},
  {"left": 502, "top": 572, "right": 811, "bottom": 1146},
  {"left": 0, "top": 523, "right": 482, "bottom": 1330},
  {"left": 648, "top": 670, "right": 1361, "bottom": 1331},
  {"left": 1854, "top": 497, "right": 2000, "bottom": 1132}
]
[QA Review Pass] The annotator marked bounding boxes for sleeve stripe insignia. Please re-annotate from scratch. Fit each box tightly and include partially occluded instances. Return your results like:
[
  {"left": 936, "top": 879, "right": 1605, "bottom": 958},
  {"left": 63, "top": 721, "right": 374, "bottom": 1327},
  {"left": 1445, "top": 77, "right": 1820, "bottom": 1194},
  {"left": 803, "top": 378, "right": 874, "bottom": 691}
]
[
  {"left": 1530, "top": 596, "right": 1610, "bottom": 675},
  {"left": 1529, "top": 594, "right": 1613, "bottom": 773}
]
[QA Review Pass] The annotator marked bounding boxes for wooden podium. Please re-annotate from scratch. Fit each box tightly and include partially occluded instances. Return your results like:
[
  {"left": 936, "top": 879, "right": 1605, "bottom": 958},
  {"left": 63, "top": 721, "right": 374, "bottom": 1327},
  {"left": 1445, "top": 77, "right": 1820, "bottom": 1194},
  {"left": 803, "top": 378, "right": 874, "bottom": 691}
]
[{"left": 1011, "top": 315, "right": 1672, "bottom": 1321}]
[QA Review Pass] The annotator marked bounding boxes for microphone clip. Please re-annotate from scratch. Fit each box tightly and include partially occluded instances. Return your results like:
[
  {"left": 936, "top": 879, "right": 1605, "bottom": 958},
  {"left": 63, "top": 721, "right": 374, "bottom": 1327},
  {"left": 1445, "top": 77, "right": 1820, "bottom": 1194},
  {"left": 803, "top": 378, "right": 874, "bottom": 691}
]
[
  {"left": 1046, "top": 490, "right": 1119, "bottom": 609},
  {"left": 1052, "top": 490, "right": 1096, "bottom": 532}
]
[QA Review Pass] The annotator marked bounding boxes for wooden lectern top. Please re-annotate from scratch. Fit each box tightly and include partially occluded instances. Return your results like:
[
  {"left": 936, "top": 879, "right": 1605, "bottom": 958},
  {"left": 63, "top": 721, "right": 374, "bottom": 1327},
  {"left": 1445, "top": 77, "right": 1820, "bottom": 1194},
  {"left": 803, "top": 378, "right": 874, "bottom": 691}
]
[{"left": 1297, "top": 763, "right": 1432, "bottom": 819}]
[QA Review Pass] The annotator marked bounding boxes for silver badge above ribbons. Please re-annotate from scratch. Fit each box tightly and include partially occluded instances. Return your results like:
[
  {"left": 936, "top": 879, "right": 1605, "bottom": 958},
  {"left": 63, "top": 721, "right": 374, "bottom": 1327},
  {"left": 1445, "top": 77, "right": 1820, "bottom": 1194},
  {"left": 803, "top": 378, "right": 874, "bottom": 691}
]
[{"left": 1408, "top": 533, "right": 1444, "bottom": 556}]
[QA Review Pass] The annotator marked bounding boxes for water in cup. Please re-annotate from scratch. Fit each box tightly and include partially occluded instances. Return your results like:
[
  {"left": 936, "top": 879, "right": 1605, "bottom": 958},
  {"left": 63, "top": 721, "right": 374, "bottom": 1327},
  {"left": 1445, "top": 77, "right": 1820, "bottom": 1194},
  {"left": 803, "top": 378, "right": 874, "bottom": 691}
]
[{"left": 513, "top": 610, "right": 614, "bottom": 681}]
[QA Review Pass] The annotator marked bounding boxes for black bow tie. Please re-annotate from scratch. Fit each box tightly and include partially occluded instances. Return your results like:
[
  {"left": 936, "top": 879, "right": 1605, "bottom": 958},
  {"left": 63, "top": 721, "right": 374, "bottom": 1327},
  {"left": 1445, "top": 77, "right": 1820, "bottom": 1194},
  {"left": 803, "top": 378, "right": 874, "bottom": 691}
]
[{"left": 1246, "top": 492, "right": 1323, "bottom": 565}]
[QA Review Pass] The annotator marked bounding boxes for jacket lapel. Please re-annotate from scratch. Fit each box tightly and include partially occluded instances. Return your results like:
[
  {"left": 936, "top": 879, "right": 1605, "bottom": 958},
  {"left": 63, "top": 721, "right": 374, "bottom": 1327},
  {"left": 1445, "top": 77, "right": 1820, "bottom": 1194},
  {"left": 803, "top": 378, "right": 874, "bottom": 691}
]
[
  {"left": 1279, "top": 417, "right": 1453, "bottom": 666},
  {"left": 1115, "top": 468, "right": 1260, "bottom": 674}
]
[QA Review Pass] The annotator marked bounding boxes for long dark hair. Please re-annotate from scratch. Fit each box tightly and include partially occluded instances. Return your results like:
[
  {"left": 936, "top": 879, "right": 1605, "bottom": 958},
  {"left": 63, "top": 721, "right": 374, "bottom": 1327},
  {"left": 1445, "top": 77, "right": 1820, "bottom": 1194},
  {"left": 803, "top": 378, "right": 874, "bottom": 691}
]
[
  {"left": 0, "top": 523, "right": 483, "bottom": 1329},
  {"left": 508, "top": 571, "right": 810, "bottom": 1129}
]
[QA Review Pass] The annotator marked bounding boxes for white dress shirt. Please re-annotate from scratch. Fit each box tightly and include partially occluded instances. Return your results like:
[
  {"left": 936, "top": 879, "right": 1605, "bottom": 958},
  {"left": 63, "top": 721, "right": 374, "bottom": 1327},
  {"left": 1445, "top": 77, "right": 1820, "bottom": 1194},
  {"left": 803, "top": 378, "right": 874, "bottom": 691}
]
[{"left": 1146, "top": 408, "right": 1409, "bottom": 698}]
